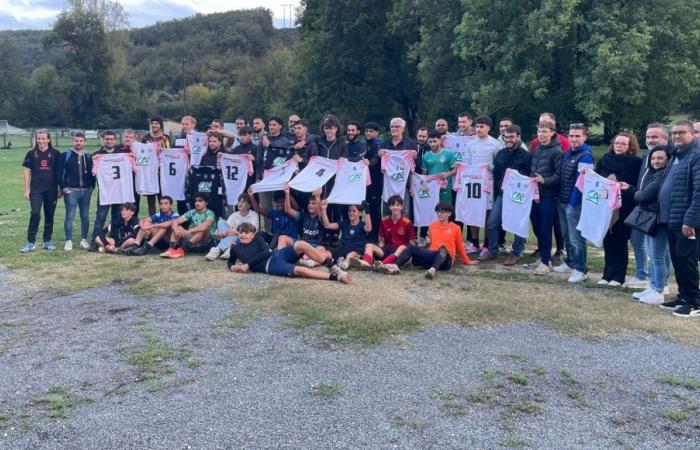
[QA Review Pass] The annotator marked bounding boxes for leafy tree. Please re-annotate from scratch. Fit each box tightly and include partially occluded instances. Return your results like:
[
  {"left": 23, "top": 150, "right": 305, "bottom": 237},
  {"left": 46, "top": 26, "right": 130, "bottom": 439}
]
[{"left": 0, "top": 38, "right": 26, "bottom": 121}]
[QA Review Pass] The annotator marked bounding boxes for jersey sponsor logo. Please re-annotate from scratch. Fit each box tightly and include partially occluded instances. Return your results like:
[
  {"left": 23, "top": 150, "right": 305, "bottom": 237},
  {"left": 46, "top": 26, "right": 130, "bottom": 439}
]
[
  {"left": 418, "top": 182, "right": 431, "bottom": 198},
  {"left": 40, "top": 159, "right": 49, "bottom": 169},
  {"left": 198, "top": 181, "right": 212, "bottom": 192},
  {"left": 136, "top": 153, "right": 151, "bottom": 166},
  {"left": 347, "top": 167, "right": 362, "bottom": 183},
  {"left": 510, "top": 191, "right": 525, "bottom": 203},
  {"left": 273, "top": 156, "right": 286, "bottom": 167}
]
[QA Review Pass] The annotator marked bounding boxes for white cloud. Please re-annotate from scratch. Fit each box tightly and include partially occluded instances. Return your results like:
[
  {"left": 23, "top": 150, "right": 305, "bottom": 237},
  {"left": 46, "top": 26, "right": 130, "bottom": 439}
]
[
  {"left": 0, "top": 1, "right": 60, "bottom": 21},
  {"left": 120, "top": 0, "right": 300, "bottom": 23}
]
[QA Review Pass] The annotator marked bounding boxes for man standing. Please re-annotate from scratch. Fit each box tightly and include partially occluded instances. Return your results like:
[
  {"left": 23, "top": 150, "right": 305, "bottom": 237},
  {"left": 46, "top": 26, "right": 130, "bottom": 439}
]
[
  {"left": 141, "top": 116, "right": 172, "bottom": 148},
  {"left": 498, "top": 117, "right": 529, "bottom": 151},
  {"left": 287, "top": 114, "right": 301, "bottom": 139},
  {"left": 415, "top": 127, "right": 430, "bottom": 173},
  {"left": 209, "top": 119, "right": 238, "bottom": 150},
  {"left": 20, "top": 129, "right": 61, "bottom": 253},
  {"left": 364, "top": 121, "right": 383, "bottom": 241},
  {"left": 346, "top": 121, "right": 368, "bottom": 162},
  {"left": 235, "top": 117, "right": 247, "bottom": 136},
  {"left": 454, "top": 112, "right": 475, "bottom": 136},
  {"left": 658, "top": 120, "right": 700, "bottom": 317},
  {"left": 552, "top": 124, "right": 594, "bottom": 282},
  {"left": 251, "top": 117, "right": 267, "bottom": 148},
  {"left": 693, "top": 121, "right": 700, "bottom": 139},
  {"left": 528, "top": 112, "right": 571, "bottom": 153},
  {"left": 60, "top": 131, "right": 95, "bottom": 251},
  {"left": 435, "top": 118, "right": 449, "bottom": 134},
  {"left": 479, "top": 124, "right": 531, "bottom": 265},
  {"left": 379, "top": 117, "right": 417, "bottom": 217},
  {"left": 91, "top": 130, "right": 130, "bottom": 249}
]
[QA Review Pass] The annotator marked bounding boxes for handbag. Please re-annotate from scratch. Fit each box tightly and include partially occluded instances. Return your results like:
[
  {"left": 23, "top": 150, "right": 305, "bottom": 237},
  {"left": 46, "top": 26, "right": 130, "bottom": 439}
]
[{"left": 624, "top": 205, "right": 658, "bottom": 235}]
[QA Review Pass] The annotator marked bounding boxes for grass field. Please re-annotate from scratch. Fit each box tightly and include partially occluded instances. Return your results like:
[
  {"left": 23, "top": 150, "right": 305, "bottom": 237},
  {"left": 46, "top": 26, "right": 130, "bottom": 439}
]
[{"left": 0, "top": 144, "right": 697, "bottom": 348}]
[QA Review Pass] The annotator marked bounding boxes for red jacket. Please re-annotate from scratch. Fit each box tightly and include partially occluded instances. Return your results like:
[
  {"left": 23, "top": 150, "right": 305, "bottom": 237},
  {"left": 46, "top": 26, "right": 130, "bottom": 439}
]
[{"left": 530, "top": 133, "right": 571, "bottom": 153}]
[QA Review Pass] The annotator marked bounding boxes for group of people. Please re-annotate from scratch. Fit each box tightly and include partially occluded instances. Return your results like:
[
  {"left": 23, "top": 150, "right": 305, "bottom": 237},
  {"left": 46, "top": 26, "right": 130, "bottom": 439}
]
[{"left": 19, "top": 112, "right": 700, "bottom": 317}]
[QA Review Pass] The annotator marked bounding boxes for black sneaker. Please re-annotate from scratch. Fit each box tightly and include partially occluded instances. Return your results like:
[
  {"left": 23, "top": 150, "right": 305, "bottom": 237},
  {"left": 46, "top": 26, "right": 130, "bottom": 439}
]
[
  {"left": 672, "top": 304, "right": 700, "bottom": 318},
  {"left": 131, "top": 244, "right": 151, "bottom": 256},
  {"left": 659, "top": 298, "right": 686, "bottom": 311},
  {"left": 88, "top": 242, "right": 99, "bottom": 252}
]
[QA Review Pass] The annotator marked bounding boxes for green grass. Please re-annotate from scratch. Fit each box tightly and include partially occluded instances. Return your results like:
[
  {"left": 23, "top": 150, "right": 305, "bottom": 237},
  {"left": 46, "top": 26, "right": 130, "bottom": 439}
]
[
  {"left": 312, "top": 381, "right": 343, "bottom": 397},
  {"left": 532, "top": 365, "right": 547, "bottom": 376},
  {"left": 508, "top": 372, "right": 530, "bottom": 386},
  {"left": 32, "top": 386, "right": 78, "bottom": 419},
  {"left": 655, "top": 375, "right": 699, "bottom": 390},
  {"left": 212, "top": 309, "right": 260, "bottom": 334},
  {"left": 660, "top": 409, "right": 689, "bottom": 423},
  {"left": 498, "top": 437, "right": 530, "bottom": 448},
  {"left": 0, "top": 412, "right": 10, "bottom": 428},
  {"left": 560, "top": 370, "right": 578, "bottom": 385},
  {"left": 127, "top": 332, "right": 174, "bottom": 382}
]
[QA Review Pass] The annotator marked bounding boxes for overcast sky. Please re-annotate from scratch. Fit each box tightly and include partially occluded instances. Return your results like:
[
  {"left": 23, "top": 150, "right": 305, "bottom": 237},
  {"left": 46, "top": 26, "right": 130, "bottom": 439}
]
[{"left": 0, "top": 0, "right": 301, "bottom": 30}]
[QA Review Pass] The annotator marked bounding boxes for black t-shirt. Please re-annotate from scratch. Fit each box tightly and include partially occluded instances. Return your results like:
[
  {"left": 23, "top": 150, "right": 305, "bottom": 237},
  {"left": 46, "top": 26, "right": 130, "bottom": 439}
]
[
  {"left": 109, "top": 216, "right": 139, "bottom": 244},
  {"left": 22, "top": 148, "right": 61, "bottom": 193},
  {"left": 299, "top": 211, "right": 323, "bottom": 245},
  {"left": 227, "top": 233, "right": 272, "bottom": 273},
  {"left": 232, "top": 142, "right": 257, "bottom": 157},
  {"left": 340, "top": 219, "right": 367, "bottom": 251}
]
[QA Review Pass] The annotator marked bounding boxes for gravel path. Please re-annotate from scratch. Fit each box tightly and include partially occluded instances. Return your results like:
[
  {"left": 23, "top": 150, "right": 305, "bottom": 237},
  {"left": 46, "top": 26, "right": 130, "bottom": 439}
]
[{"left": 0, "top": 280, "right": 698, "bottom": 449}]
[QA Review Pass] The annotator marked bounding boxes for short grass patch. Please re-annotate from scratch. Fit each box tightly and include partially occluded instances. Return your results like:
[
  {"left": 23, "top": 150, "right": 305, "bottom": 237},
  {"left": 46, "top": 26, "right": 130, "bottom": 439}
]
[
  {"left": 560, "top": 369, "right": 578, "bottom": 385},
  {"left": 660, "top": 409, "right": 689, "bottom": 423},
  {"left": 212, "top": 308, "right": 260, "bottom": 334},
  {"left": 0, "top": 412, "right": 10, "bottom": 428},
  {"left": 31, "top": 386, "right": 80, "bottom": 419},
  {"left": 126, "top": 331, "right": 174, "bottom": 382},
  {"left": 312, "top": 381, "right": 343, "bottom": 397},
  {"left": 498, "top": 437, "right": 530, "bottom": 448},
  {"left": 655, "top": 375, "right": 699, "bottom": 390},
  {"left": 508, "top": 372, "right": 529, "bottom": 386}
]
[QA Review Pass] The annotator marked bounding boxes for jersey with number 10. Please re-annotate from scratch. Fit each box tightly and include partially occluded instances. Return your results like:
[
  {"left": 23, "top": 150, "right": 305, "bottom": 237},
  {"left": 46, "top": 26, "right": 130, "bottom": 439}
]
[
  {"left": 453, "top": 164, "right": 490, "bottom": 227},
  {"left": 94, "top": 153, "right": 135, "bottom": 205},
  {"left": 501, "top": 169, "right": 539, "bottom": 239},
  {"left": 220, "top": 153, "right": 253, "bottom": 205},
  {"left": 160, "top": 148, "right": 189, "bottom": 201},
  {"left": 131, "top": 142, "right": 160, "bottom": 195}
]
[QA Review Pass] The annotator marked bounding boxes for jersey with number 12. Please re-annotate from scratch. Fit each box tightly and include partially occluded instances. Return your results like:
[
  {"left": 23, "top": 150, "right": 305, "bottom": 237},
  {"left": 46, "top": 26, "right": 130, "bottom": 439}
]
[
  {"left": 220, "top": 153, "right": 253, "bottom": 205},
  {"left": 93, "top": 153, "right": 135, "bottom": 205},
  {"left": 160, "top": 148, "right": 189, "bottom": 201}
]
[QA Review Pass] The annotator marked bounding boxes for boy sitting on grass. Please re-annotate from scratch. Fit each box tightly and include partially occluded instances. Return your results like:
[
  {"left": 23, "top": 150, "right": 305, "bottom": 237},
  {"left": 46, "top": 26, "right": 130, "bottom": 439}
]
[
  {"left": 366, "top": 194, "right": 416, "bottom": 274},
  {"left": 162, "top": 193, "right": 216, "bottom": 259},
  {"left": 94, "top": 203, "right": 139, "bottom": 254},
  {"left": 205, "top": 192, "right": 260, "bottom": 261},
  {"left": 248, "top": 187, "right": 299, "bottom": 248},
  {"left": 320, "top": 200, "right": 372, "bottom": 270},
  {"left": 130, "top": 196, "right": 179, "bottom": 256},
  {"left": 227, "top": 222, "right": 350, "bottom": 284},
  {"left": 384, "top": 202, "right": 476, "bottom": 279}
]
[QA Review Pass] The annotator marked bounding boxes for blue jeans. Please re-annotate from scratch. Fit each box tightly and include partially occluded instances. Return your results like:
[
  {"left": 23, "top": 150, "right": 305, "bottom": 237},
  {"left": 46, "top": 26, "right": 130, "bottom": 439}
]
[
  {"left": 645, "top": 226, "right": 672, "bottom": 292},
  {"left": 216, "top": 219, "right": 239, "bottom": 251},
  {"left": 487, "top": 196, "right": 525, "bottom": 256},
  {"left": 92, "top": 203, "right": 121, "bottom": 240},
  {"left": 530, "top": 196, "right": 555, "bottom": 265},
  {"left": 63, "top": 188, "right": 92, "bottom": 241},
  {"left": 629, "top": 229, "right": 649, "bottom": 280},
  {"left": 558, "top": 202, "right": 588, "bottom": 273}
]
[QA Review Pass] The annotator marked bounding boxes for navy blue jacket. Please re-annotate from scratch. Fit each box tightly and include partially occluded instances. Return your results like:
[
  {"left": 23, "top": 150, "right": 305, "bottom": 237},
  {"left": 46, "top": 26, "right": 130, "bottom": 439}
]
[{"left": 662, "top": 139, "right": 700, "bottom": 230}]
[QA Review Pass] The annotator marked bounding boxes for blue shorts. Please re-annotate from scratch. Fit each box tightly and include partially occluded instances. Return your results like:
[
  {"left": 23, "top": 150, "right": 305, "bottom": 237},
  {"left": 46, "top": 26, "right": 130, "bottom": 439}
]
[{"left": 266, "top": 245, "right": 301, "bottom": 277}]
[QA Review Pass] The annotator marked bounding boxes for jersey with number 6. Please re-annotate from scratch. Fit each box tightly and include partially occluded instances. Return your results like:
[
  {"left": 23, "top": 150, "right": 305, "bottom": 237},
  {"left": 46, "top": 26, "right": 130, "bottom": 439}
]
[
  {"left": 131, "top": 142, "right": 160, "bottom": 195},
  {"left": 453, "top": 164, "right": 490, "bottom": 227},
  {"left": 93, "top": 153, "right": 135, "bottom": 205},
  {"left": 220, "top": 153, "right": 253, "bottom": 205},
  {"left": 160, "top": 148, "right": 189, "bottom": 201}
]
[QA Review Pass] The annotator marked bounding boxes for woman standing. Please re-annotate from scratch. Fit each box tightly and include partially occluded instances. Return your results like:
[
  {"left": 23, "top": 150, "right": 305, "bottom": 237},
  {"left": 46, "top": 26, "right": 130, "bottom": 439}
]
[
  {"left": 596, "top": 132, "right": 643, "bottom": 286},
  {"left": 20, "top": 129, "right": 61, "bottom": 252}
]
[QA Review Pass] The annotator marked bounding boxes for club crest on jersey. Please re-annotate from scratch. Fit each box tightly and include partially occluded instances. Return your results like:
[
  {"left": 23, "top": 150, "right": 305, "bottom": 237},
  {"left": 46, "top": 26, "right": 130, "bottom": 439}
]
[
  {"left": 510, "top": 191, "right": 525, "bottom": 203},
  {"left": 136, "top": 154, "right": 150, "bottom": 166},
  {"left": 418, "top": 182, "right": 431, "bottom": 198},
  {"left": 585, "top": 190, "right": 600, "bottom": 204},
  {"left": 348, "top": 167, "right": 361, "bottom": 183},
  {"left": 198, "top": 181, "right": 212, "bottom": 193},
  {"left": 391, "top": 171, "right": 406, "bottom": 181},
  {"left": 191, "top": 145, "right": 203, "bottom": 155},
  {"left": 273, "top": 157, "right": 286, "bottom": 167}
]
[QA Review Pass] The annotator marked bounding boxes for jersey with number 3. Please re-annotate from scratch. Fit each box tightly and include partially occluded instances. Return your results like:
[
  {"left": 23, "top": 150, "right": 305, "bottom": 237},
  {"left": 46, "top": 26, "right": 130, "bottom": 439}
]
[
  {"left": 94, "top": 153, "right": 135, "bottom": 205},
  {"left": 575, "top": 169, "right": 622, "bottom": 247},
  {"left": 160, "top": 148, "right": 189, "bottom": 201},
  {"left": 220, "top": 153, "right": 253, "bottom": 205},
  {"left": 501, "top": 169, "right": 539, "bottom": 238},
  {"left": 131, "top": 142, "right": 160, "bottom": 195},
  {"left": 453, "top": 164, "right": 490, "bottom": 227}
]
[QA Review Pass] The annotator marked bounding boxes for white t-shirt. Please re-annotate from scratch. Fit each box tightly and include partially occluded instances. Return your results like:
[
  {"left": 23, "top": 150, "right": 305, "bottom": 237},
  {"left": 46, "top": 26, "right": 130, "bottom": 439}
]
[
  {"left": 251, "top": 159, "right": 298, "bottom": 193},
  {"left": 411, "top": 173, "right": 441, "bottom": 227},
  {"left": 443, "top": 134, "right": 475, "bottom": 163},
  {"left": 220, "top": 153, "right": 254, "bottom": 205},
  {"left": 381, "top": 150, "right": 414, "bottom": 202},
  {"left": 464, "top": 135, "right": 501, "bottom": 168},
  {"left": 327, "top": 159, "right": 371, "bottom": 205},
  {"left": 226, "top": 209, "right": 260, "bottom": 230},
  {"left": 131, "top": 142, "right": 160, "bottom": 195},
  {"left": 454, "top": 164, "right": 490, "bottom": 227},
  {"left": 93, "top": 153, "right": 135, "bottom": 206},
  {"left": 159, "top": 148, "right": 189, "bottom": 201},
  {"left": 187, "top": 132, "right": 209, "bottom": 166},
  {"left": 575, "top": 169, "right": 622, "bottom": 247},
  {"left": 288, "top": 156, "right": 338, "bottom": 192},
  {"left": 501, "top": 168, "right": 539, "bottom": 239}
]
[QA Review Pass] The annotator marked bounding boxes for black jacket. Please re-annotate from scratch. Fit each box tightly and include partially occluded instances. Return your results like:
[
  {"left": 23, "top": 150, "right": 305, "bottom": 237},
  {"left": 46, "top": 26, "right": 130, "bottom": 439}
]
[
  {"left": 662, "top": 139, "right": 700, "bottom": 230},
  {"left": 346, "top": 138, "right": 368, "bottom": 162},
  {"left": 530, "top": 136, "right": 563, "bottom": 197},
  {"left": 60, "top": 150, "right": 95, "bottom": 190},
  {"left": 634, "top": 169, "right": 663, "bottom": 214},
  {"left": 595, "top": 151, "right": 642, "bottom": 217},
  {"left": 313, "top": 136, "right": 348, "bottom": 160},
  {"left": 493, "top": 143, "right": 531, "bottom": 197}
]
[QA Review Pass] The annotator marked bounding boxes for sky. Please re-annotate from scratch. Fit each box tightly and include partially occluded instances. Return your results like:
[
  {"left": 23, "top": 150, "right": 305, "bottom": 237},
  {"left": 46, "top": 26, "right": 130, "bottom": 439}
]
[{"left": 0, "top": 0, "right": 301, "bottom": 30}]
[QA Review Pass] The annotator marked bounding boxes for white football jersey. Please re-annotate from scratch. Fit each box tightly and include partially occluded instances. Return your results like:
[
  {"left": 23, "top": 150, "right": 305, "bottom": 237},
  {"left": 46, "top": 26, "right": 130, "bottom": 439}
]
[
  {"left": 250, "top": 159, "right": 298, "bottom": 193},
  {"left": 131, "top": 142, "right": 160, "bottom": 195},
  {"left": 411, "top": 173, "right": 441, "bottom": 227},
  {"left": 443, "top": 134, "right": 475, "bottom": 163},
  {"left": 220, "top": 153, "right": 254, "bottom": 205},
  {"left": 575, "top": 169, "right": 622, "bottom": 247},
  {"left": 93, "top": 153, "right": 135, "bottom": 206},
  {"left": 187, "top": 132, "right": 209, "bottom": 166},
  {"left": 454, "top": 164, "right": 490, "bottom": 227},
  {"left": 159, "top": 148, "right": 189, "bottom": 201},
  {"left": 381, "top": 150, "right": 414, "bottom": 202},
  {"left": 288, "top": 156, "right": 338, "bottom": 192},
  {"left": 501, "top": 169, "right": 539, "bottom": 239},
  {"left": 327, "top": 159, "right": 371, "bottom": 205}
]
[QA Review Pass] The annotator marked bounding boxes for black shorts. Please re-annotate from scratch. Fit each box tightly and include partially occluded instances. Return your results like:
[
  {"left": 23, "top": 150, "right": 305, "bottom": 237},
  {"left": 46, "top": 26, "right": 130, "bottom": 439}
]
[
  {"left": 266, "top": 245, "right": 300, "bottom": 277},
  {"left": 412, "top": 248, "right": 453, "bottom": 270}
]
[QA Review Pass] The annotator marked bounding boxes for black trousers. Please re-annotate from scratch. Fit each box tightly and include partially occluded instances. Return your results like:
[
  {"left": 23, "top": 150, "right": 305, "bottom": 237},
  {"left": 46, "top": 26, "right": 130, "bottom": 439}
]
[
  {"left": 602, "top": 220, "right": 631, "bottom": 283},
  {"left": 367, "top": 190, "right": 382, "bottom": 242},
  {"left": 553, "top": 205, "right": 564, "bottom": 251},
  {"left": 27, "top": 190, "right": 57, "bottom": 243},
  {"left": 669, "top": 230, "right": 699, "bottom": 305}
]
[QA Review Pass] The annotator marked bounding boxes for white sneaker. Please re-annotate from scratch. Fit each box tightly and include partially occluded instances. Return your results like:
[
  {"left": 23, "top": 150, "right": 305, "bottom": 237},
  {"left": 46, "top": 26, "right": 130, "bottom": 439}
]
[
  {"left": 337, "top": 257, "right": 349, "bottom": 271},
  {"left": 553, "top": 262, "right": 572, "bottom": 273},
  {"left": 568, "top": 270, "right": 588, "bottom": 283},
  {"left": 297, "top": 258, "right": 317, "bottom": 268},
  {"left": 608, "top": 280, "right": 622, "bottom": 287},
  {"left": 64, "top": 241, "right": 73, "bottom": 251},
  {"left": 597, "top": 279, "right": 609, "bottom": 285},
  {"left": 479, "top": 247, "right": 490, "bottom": 258},
  {"left": 639, "top": 290, "right": 665, "bottom": 305},
  {"left": 623, "top": 276, "right": 648, "bottom": 289},
  {"left": 662, "top": 286, "right": 670, "bottom": 295},
  {"left": 79, "top": 239, "right": 90, "bottom": 250},
  {"left": 466, "top": 243, "right": 479, "bottom": 254},
  {"left": 220, "top": 248, "right": 231, "bottom": 260},
  {"left": 534, "top": 262, "right": 551, "bottom": 275},
  {"left": 205, "top": 247, "right": 222, "bottom": 261},
  {"left": 633, "top": 288, "right": 656, "bottom": 300}
]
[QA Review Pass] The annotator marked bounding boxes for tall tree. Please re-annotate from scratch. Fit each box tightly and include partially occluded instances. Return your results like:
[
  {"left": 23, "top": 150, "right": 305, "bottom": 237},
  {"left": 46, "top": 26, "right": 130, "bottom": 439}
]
[{"left": 0, "top": 38, "right": 25, "bottom": 122}]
